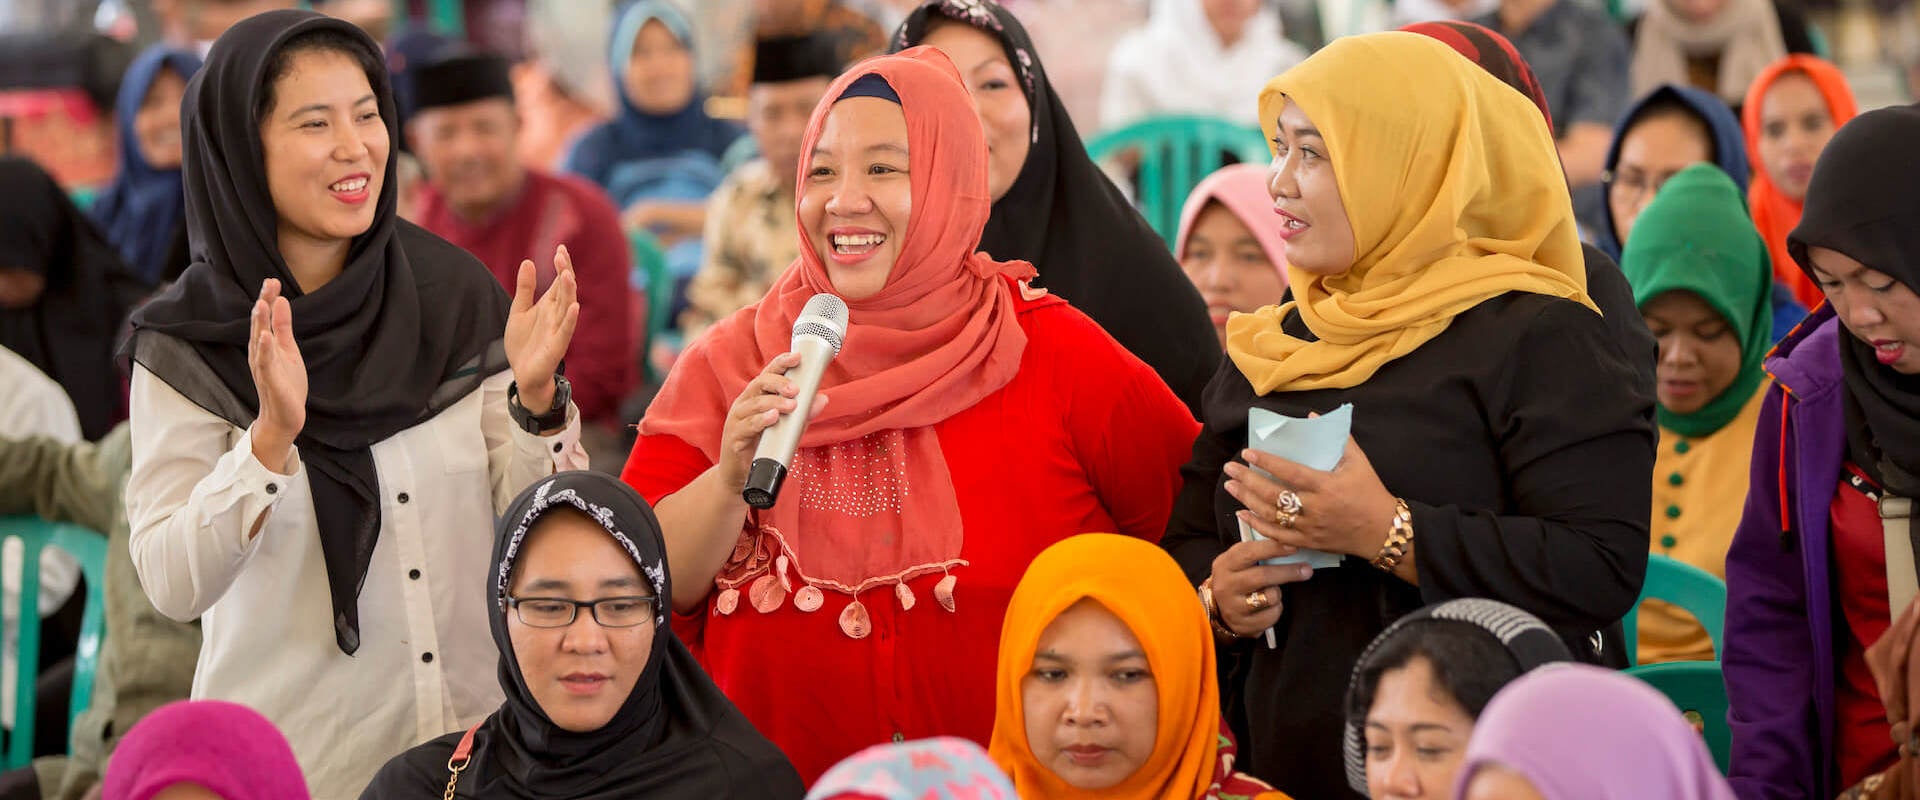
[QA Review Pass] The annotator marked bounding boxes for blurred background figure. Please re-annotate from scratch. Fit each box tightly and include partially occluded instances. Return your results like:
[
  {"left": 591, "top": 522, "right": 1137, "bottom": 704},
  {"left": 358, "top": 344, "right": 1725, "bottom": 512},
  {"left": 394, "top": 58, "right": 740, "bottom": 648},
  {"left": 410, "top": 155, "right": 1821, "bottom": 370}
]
[
  {"left": 1172, "top": 163, "right": 1289, "bottom": 347},
  {"left": 1101, "top": 0, "right": 1308, "bottom": 130},
  {"left": 515, "top": 0, "right": 617, "bottom": 171},
  {"left": 681, "top": 33, "right": 842, "bottom": 340},
  {"left": 565, "top": 1, "right": 745, "bottom": 332},
  {"left": 405, "top": 50, "right": 636, "bottom": 438}
]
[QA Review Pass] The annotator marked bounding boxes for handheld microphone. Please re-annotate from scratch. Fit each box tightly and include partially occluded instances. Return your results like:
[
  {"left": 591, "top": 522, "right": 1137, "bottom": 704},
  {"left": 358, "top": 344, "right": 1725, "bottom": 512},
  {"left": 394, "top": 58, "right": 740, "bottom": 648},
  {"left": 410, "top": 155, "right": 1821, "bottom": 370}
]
[{"left": 743, "top": 293, "right": 848, "bottom": 509}]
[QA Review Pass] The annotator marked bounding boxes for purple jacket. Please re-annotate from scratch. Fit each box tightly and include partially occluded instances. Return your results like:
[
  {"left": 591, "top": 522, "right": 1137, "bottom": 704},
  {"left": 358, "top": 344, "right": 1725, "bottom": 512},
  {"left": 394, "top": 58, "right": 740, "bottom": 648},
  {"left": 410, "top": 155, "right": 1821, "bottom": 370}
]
[{"left": 1724, "top": 306, "right": 1848, "bottom": 800}]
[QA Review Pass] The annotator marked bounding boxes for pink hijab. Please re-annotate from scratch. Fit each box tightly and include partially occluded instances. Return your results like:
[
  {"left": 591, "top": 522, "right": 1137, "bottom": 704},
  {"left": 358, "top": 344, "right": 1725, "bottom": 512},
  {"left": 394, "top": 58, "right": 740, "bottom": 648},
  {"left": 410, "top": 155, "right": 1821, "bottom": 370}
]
[
  {"left": 102, "top": 700, "right": 310, "bottom": 800},
  {"left": 1173, "top": 163, "right": 1290, "bottom": 280}
]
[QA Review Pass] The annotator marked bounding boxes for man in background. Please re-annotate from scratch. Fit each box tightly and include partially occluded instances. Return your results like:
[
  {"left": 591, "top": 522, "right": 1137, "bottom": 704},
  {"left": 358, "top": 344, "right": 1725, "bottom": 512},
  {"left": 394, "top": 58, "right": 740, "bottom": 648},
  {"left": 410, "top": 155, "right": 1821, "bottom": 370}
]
[
  {"left": 405, "top": 51, "right": 636, "bottom": 432},
  {"left": 680, "top": 34, "right": 841, "bottom": 339}
]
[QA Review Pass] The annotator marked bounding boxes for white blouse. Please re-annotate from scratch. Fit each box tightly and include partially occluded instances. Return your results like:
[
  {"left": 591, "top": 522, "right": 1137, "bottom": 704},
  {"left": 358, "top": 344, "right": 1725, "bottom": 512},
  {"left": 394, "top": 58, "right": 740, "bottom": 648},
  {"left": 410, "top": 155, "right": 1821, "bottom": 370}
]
[{"left": 126, "top": 365, "right": 588, "bottom": 800}]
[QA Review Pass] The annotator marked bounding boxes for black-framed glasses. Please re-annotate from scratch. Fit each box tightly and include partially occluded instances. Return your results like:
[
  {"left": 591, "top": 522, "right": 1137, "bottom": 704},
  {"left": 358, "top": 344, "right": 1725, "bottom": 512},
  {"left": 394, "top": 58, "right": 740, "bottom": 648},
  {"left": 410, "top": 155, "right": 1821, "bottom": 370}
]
[{"left": 506, "top": 596, "right": 658, "bottom": 628}]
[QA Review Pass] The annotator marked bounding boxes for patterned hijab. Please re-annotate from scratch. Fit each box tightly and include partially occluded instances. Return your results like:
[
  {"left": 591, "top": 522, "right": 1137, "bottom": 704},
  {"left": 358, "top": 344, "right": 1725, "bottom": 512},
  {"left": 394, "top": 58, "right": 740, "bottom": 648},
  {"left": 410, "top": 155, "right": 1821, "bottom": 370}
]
[
  {"left": 362, "top": 471, "right": 803, "bottom": 799},
  {"left": 808, "top": 738, "right": 1018, "bottom": 800},
  {"left": 1340, "top": 599, "right": 1571, "bottom": 795}
]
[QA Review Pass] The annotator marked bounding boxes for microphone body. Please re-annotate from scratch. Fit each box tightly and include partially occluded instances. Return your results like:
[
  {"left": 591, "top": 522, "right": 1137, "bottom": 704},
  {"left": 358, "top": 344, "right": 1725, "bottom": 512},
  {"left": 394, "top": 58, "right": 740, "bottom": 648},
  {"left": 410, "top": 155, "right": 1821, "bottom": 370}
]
[{"left": 743, "top": 294, "right": 847, "bottom": 508}]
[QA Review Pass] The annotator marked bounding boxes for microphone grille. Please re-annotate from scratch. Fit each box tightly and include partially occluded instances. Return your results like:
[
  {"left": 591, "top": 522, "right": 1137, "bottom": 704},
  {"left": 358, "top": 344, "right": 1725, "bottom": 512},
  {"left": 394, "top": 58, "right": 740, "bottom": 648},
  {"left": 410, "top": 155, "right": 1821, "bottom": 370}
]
[
  {"left": 800, "top": 293, "right": 849, "bottom": 326},
  {"left": 792, "top": 293, "right": 849, "bottom": 353}
]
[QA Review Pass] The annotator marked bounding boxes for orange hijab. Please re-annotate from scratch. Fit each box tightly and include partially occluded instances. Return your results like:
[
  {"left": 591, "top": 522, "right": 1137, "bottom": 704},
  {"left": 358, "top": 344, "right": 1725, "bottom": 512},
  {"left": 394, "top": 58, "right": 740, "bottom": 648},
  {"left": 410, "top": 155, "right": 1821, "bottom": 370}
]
[
  {"left": 987, "top": 534, "right": 1288, "bottom": 800},
  {"left": 638, "top": 47, "right": 1037, "bottom": 637},
  {"left": 1742, "top": 55, "right": 1856, "bottom": 309}
]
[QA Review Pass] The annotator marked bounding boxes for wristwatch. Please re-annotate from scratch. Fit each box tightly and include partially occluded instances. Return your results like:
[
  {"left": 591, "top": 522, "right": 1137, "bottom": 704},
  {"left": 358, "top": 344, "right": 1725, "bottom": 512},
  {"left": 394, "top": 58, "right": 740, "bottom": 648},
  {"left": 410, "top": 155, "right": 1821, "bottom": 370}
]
[{"left": 508, "top": 374, "right": 571, "bottom": 434}]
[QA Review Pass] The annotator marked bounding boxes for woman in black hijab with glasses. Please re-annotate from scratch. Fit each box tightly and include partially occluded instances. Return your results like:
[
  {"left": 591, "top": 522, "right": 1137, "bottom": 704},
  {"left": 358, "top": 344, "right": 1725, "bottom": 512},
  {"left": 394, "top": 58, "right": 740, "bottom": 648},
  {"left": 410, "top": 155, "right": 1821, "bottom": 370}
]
[
  {"left": 360, "top": 471, "right": 803, "bottom": 799},
  {"left": 890, "top": 0, "right": 1219, "bottom": 414},
  {"left": 123, "top": 10, "right": 587, "bottom": 796}
]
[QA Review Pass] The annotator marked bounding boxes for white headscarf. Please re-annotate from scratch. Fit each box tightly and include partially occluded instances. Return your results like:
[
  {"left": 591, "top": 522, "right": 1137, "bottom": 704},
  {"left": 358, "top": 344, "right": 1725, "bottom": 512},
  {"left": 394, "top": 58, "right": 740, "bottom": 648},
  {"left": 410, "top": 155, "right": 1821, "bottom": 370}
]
[{"left": 1100, "top": 0, "right": 1308, "bottom": 129}]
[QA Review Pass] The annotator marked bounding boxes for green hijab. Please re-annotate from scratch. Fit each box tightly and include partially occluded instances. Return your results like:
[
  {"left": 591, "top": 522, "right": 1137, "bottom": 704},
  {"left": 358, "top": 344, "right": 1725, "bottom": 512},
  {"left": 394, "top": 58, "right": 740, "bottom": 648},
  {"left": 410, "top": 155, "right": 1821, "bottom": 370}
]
[{"left": 1621, "top": 163, "right": 1773, "bottom": 438}]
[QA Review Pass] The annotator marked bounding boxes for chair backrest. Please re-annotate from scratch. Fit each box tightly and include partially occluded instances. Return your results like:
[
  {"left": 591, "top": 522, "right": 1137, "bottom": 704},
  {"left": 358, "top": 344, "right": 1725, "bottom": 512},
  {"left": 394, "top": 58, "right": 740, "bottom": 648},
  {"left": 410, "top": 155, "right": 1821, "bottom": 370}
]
[
  {"left": 1085, "top": 115, "right": 1272, "bottom": 246},
  {"left": 1627, "top": 660, "right": 1732, "bottom": 774},
  {"left": 0, "top": 515, "right": 107, "bottom": 770},
  {"left": 1624, "top": 553, "right": 1729, "bottom": 665},
  {"left": 628, "top": 228, "right": 675, "bottom": 385}
]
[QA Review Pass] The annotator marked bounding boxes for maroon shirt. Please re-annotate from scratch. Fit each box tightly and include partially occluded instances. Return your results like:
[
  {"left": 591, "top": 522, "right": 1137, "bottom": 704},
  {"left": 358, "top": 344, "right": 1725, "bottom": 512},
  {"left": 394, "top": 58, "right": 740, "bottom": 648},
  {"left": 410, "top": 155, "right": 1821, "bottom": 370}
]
[{"left": 417, "top": 170, "right": 635, "bottom": 422}]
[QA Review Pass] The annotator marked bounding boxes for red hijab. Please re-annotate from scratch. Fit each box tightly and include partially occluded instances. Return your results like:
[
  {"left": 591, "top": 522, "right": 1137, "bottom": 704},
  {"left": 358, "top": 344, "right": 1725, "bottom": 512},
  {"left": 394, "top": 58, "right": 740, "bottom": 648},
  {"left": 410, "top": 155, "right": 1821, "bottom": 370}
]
[
  {"left": 1399, "top": 20, "right": 1553, "bottom": 133},
  {"left": 1743, "top": 55, "right": 1857, "bottom": 309},
  {"left": 638, "top": 46, "right": 1037, "bottom": 638}
]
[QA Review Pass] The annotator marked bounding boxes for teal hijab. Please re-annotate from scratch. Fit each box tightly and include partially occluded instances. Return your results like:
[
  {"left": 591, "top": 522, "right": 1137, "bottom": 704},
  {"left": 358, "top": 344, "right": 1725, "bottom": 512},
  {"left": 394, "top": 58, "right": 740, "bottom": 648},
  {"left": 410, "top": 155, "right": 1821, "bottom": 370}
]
[{"left": 1621, "top": 163, "right": 1772, "bottom": 437}]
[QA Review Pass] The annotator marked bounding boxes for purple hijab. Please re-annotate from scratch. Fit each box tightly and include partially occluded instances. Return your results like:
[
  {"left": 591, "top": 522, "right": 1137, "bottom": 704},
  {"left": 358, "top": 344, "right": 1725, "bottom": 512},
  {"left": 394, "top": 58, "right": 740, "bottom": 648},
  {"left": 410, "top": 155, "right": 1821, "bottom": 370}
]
[
  {"left": 1456, "top": 665, "right": 1733, "bottom": 800},
  {"left": 102, "top": 700, "right": 309, "bottom": 800}
]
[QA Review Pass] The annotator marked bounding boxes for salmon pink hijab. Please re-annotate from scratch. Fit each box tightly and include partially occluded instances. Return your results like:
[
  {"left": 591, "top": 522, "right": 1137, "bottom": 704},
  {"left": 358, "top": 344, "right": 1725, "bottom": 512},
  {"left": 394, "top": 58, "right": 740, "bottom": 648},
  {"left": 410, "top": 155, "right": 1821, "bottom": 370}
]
[
  {"left": 1743, "top": 55, "right": 1856, "bottom": 309},
  {"left": 638, "top": 47, "right": 1037, "bottom": 639}
]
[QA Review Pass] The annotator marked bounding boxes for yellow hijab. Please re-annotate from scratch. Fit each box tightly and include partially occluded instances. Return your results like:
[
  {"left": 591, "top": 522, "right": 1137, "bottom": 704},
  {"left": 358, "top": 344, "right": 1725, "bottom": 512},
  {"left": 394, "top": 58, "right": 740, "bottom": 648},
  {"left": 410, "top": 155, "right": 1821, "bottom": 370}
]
[
  {"left": 987, "top": 534, "right": 1287, "bottom": 800},
  {"left": 1227, "top": 32, "right": 1595, "bottom": 394}
]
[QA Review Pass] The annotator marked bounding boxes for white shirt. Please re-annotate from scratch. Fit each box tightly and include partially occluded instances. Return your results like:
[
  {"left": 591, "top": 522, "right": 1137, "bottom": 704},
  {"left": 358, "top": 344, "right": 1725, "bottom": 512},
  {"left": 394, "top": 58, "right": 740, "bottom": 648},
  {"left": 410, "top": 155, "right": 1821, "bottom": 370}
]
[
  {"left": 126, "top": 365, "right": 587, "bottom": 800},
  {"left": 0, "top": 345, "right": 85, "bottom": 729}
]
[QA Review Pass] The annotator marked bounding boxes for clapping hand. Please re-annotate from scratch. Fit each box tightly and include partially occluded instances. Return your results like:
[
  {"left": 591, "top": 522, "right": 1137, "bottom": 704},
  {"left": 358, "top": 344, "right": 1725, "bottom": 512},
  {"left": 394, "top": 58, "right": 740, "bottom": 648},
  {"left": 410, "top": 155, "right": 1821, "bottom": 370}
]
[
  {"left": 248, "top": 278, "right": 305, "bottom": 472},
  {"left": 504, "top": 244, "right": 581, "bottom": 415}
]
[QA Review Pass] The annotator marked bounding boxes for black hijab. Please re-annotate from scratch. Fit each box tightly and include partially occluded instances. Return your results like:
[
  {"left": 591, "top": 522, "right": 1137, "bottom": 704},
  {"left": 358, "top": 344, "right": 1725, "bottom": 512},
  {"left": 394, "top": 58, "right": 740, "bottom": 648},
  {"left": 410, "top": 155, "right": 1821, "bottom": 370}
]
[
  {"left": 125, "top": 10, "right": 510, "bottom": 655},
  {"left": 890, "top": 0, "right": 1219, "bottom": 414},
  {"left": 359, "top": 471, "right": 805, "bottom": 800},
  {"left": 1789, "top": 103, "right": 1920, "bottom": 497},
  {"left": 0, "top": 157, "right": 152, "bottom": 441}
]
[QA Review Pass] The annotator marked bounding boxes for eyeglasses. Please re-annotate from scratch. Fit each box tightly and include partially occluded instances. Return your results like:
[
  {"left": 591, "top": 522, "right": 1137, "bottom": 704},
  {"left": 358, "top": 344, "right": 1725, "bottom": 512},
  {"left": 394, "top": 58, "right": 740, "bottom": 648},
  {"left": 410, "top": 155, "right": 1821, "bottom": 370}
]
[
  {"left": 1604, "top": 169, "right": 1681, "bottom": 205},
  {"left": 506, "top": 596, "right": 658, "bottom": 628}
]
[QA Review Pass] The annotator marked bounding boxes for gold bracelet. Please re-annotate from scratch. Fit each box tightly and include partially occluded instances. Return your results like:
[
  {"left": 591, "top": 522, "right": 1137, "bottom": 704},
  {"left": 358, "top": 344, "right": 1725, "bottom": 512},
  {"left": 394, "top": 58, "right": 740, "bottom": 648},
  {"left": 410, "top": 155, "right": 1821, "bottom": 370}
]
[
  {"left": 1198, "top": 578, "right": 1244, "bottom": 639},
  {"left": 1371, "top": 498, "right": 1415, "bottom": 572}
]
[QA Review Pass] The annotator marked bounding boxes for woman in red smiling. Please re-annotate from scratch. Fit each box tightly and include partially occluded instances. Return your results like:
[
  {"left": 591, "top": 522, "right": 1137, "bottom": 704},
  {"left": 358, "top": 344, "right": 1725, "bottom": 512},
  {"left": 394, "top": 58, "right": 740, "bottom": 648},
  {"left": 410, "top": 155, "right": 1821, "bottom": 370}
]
[{"left": 620, "top": 46, "right": 1199, "bottom": 782}]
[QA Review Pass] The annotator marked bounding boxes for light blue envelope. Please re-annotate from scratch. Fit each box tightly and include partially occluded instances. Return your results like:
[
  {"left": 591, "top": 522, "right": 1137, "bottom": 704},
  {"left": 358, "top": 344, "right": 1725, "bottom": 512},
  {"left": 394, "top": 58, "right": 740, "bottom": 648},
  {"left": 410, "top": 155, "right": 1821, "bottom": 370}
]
[{"left": 1239, "top": 404, "right": 1353, "bottom": 570}]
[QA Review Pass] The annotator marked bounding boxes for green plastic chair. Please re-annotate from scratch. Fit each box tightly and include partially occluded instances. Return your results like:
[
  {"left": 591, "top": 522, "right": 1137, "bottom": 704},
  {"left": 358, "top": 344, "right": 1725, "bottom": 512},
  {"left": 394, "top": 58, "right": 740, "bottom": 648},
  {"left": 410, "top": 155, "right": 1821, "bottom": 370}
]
[
  {"left": 1624, "top": 554, "right": 1729, "bottom": 666},
  {"left": 628, "top": 228, "right": 675, "bottom": 385},
  {"left": 1628, "top": 660, "right": 1732, "bottom": 774},
  {"left": 1085, "top": 115, "right": 1272, "bottom": 246},
  {"left": 0, "top": 516, "right": 107, "bottom": 770}
]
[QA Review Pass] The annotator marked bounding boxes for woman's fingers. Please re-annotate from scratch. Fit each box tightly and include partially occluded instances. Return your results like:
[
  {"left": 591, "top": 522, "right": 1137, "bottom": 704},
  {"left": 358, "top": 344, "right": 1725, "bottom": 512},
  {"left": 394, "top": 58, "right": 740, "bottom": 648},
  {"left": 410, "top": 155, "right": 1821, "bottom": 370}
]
[
  {"left": 270, "top": 295, "right": 295, "bottom": 345},
  {"left": 511, "top": 260, "right": 537, "bottom": 314}
]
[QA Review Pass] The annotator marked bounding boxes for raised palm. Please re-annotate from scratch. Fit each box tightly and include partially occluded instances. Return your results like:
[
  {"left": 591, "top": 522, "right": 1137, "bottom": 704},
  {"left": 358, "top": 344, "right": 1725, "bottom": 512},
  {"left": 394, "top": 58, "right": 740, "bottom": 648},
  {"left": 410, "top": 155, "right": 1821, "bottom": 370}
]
[
  {"left": 504, "top": 244, "right": 581, "bottom": 410},
  {"left": 248, "top": 278, "right": 306, "bottom": 451}
]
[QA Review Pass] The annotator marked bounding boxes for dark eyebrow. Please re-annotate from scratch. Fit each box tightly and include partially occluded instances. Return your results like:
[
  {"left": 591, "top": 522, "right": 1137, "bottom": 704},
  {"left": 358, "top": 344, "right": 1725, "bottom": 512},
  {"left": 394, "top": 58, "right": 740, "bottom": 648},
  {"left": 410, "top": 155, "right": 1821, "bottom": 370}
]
[
  {"left": 1292, "top": 126, "right": 1323, "bottom": 140},
  {"left": 520, "top": 575, "right": 648, "bottom": 594},
  {"left": 288, "top": 94, "right": 378, "bottom": 118}
]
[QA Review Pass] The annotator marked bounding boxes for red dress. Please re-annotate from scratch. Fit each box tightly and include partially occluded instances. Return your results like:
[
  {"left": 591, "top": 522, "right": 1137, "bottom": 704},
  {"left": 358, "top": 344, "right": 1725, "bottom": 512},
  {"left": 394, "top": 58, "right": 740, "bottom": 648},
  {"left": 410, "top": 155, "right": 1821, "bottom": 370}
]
[{"left": 622, "top": 291, "right": 1201, "bottom": 782}]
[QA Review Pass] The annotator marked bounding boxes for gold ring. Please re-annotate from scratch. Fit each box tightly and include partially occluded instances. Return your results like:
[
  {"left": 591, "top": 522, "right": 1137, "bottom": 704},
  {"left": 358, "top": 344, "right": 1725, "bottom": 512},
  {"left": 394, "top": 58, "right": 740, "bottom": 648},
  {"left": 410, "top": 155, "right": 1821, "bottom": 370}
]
[
  {"left": 1244, "top": 589, "right": 1272, "bottom": 611},
  {"left": 1275, "top": 489, "right": 1304, "bottom": 526}
]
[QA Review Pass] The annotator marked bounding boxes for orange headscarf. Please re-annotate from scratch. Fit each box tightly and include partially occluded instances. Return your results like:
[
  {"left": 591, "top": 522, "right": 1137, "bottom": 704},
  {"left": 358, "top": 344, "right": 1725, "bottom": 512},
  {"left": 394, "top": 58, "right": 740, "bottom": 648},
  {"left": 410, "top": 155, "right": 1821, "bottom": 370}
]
[
  {"left": 1742, "top": 55, "right": 1857, "bottom": 309},
  {"left": 637, "top": 47, "right": 1037, "bottom": 636},
  {"left": 987, "top": 534, "right": 1288, "bottom": 800}
]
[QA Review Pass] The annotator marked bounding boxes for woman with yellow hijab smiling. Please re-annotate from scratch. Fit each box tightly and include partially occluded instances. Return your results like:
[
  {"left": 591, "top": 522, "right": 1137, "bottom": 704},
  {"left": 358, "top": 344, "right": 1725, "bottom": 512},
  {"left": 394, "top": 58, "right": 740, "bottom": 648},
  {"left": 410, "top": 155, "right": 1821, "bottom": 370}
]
[{"left": 1160, "top": 32, "right": 1655, "bottom": 798}]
